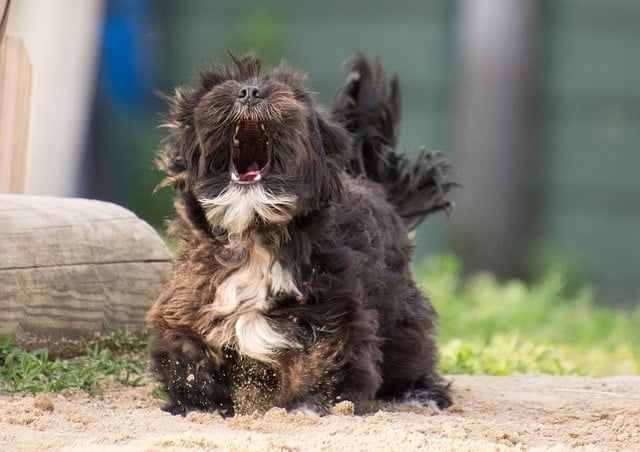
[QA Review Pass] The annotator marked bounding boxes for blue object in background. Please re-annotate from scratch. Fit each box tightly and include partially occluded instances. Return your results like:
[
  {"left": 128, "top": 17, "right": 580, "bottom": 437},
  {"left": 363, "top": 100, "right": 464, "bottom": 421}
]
[
  {"left": 98, "top": 0, "right": 159, "bottom": 109},
  {"left": 82, "top": 0, "right": 165, "bottom": 221}
]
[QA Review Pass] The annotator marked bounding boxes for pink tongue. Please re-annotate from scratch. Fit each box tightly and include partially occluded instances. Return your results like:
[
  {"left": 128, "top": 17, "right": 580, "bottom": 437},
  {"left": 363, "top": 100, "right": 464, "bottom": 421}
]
[
  {"left": 239, "top": 170, "right": 261, "bottom": 182},
  {"left": 237, "top": 162, "right": 261, "bottom": 181},
  {"left": 235, "top": 161, "right": 262, "bottom": 182}
]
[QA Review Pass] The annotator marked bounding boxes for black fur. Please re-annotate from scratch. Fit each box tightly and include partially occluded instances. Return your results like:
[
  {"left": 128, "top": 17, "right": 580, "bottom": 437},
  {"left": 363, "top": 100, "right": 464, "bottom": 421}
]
[
  {"left": 147, "top": 54, "right": 454, "bottom": 416},
  {"left": 332, "top": 56, "right": 456, "bottom": 230}
]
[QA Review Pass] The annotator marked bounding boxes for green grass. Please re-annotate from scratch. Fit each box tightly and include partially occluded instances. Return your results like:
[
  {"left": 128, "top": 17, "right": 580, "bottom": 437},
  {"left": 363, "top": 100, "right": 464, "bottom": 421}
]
[
  {"left": 417, "top": 255, "right": 640, "bottom": 376},
  {"left": 0, "top": 331, "right": 149, "bottom": 395},
  {"left": 1, "top": 255, "right": 638, "bottom": 395}
]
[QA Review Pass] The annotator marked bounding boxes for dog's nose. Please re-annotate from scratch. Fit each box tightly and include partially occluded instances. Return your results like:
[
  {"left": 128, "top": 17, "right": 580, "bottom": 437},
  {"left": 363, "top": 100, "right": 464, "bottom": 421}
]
[{"left": 237, "top": 85, "right": 261, "bottom": 105}]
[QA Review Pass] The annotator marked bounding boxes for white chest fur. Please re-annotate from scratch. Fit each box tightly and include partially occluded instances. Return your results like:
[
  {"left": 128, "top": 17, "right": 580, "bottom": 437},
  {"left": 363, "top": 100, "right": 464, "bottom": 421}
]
[
  {"left": 206, "top": 238, "right": 301, "bottom": 362},
  {"left": 213, "top": 239, "right": 299, "bottom": 315},
  {"left": 198, "top": 185, "right": 302, "bottom": 361}
]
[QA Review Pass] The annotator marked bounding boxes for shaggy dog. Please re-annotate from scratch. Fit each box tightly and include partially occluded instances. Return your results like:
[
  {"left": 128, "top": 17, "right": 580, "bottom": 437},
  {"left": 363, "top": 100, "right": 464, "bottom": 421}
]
[{"left": 147, "top": 54, "right": 454, "bottom": 416}]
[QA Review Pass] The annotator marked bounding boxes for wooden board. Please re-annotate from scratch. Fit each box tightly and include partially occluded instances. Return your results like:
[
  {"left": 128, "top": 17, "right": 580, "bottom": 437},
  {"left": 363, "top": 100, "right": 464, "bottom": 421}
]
[
  {"left": 0, "top": 194, "right": 173, "bottom": 354},
  {"left": 0, "top": 1, "right": 8, "bottom": 39},
  {"left": 0, "top": 3, "right": 32, "bottom": 193}
]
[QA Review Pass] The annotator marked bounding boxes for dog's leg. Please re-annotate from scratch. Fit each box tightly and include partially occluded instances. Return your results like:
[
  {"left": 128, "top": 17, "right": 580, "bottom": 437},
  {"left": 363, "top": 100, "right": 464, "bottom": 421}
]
[
  {"left": 276, "top": 307, "right": 384, "bottom": 415},
  {"left": 332, "top": 338, "right": 384, "bottom": 409},
  {"left": 377, "top": 354, "right": 452, "bottom": 410},
  {"left": 376, "top": 289, "right": 453, "bottom": 410},
  {"left": 277, "top": 348, "right": 383, "bottom": 415},
  {"left": 149, "top": 328, "right": 234, "bottom": 416}
]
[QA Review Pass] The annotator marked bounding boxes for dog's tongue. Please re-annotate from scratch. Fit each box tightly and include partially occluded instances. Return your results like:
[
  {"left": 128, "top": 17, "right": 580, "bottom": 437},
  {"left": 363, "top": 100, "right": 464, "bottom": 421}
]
[{"left": 238, "top": 162, "right": 262, "bottom": 182}]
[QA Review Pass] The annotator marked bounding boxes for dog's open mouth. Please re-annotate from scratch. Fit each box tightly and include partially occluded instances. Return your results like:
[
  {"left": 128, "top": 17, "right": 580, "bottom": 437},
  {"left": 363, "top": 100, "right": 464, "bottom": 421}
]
[{"left": 230, "top": 120, "right": 271, "bottom": 184}]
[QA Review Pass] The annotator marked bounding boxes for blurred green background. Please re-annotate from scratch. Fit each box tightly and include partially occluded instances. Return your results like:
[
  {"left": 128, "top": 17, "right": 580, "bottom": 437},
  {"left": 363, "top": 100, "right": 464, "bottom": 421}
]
[{"left": 80, "top": 0, "right": 640, "bottom": 307}]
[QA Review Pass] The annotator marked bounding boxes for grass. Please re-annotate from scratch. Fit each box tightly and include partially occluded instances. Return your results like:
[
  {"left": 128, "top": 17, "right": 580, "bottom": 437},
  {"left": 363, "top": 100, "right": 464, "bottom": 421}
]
[
  {"left": 1, "top": 255, "right": 638, "bottom": 395},
  {"left": 417, "top": 255, "right": 640, "bottom": 376},
  {"left": 0, "top": 331, "right": 148, "bottom": 395}
]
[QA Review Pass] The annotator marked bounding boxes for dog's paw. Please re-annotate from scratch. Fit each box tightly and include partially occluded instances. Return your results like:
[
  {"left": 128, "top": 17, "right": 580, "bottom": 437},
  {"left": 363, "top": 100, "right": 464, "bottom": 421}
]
[
  {"left": 162, "top": 401, "right": 234, "bottom": 418},
  {"left": 161, "top": 402, "right": 188, "bottom": 416},
  {"left": 287, "top": 403, "right": 328, "bottom": 417},
  {"left": 399, "top": 387, "right": 452, "bottom": 411}
]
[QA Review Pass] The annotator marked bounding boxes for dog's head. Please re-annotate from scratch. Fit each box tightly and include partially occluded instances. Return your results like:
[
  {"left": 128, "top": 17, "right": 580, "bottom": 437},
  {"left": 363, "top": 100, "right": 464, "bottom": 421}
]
[{"left": 159, "top": 54, "right": 351, "bottom": 236}]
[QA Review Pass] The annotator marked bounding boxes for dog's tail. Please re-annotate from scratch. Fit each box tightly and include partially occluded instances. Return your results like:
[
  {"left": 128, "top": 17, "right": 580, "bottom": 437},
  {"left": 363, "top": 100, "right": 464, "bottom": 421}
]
[{"left": 331, "top": 55, "right": 455, "bottom": 230}]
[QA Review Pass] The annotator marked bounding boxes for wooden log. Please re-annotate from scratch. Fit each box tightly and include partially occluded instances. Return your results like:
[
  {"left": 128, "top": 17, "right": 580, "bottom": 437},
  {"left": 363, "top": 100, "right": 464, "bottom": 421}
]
[{"left": 0, "top": 194, "right": 173, "bottom": 356}]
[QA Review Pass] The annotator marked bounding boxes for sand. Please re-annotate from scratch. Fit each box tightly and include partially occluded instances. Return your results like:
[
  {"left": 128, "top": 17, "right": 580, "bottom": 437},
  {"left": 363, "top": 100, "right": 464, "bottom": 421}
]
[{"left": 1, "top": 375, "right": 639, "bottom": 451}]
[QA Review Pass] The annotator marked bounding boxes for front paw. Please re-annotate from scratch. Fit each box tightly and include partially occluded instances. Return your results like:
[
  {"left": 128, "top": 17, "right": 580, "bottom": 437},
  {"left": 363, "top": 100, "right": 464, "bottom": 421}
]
[
  {"left": 162, "top": 400, "right": 234, "bottom": 417},
  {"left": 286, "top": 403, "right": 329, "bottom": 417},
  {"left": 161, "top": 401, "right": 188, "bottom": 416}
]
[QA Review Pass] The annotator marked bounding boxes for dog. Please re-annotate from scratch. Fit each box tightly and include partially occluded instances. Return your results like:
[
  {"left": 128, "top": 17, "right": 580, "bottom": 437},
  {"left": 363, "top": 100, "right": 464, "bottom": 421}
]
[{"left": 147, "top": 54, "right": 454, "bottom": 416}]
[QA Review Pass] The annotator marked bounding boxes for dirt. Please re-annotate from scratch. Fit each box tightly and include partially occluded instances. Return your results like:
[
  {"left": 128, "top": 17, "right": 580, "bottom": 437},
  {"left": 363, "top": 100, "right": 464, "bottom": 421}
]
[{"left": 1, "top": 375, "right": 639, "bottom": 451}]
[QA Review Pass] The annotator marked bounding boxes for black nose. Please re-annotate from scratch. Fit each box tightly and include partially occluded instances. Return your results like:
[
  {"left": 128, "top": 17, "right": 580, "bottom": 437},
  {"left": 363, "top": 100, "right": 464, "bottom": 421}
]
[{"left": 237, "top": 85, "right": 261, "bottom": 105}]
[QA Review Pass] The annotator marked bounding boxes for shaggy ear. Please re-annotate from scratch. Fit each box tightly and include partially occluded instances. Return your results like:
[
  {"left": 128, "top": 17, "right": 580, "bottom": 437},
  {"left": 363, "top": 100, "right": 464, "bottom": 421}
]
[
  {"left": 316, "top": 113, "right": 351, "bottom": 168},
  {"left": 156, "top": 87, "right": 205, "bottom": 191},
  {"left": 306, "top": 113, "right": 351, "bottom": 205}
]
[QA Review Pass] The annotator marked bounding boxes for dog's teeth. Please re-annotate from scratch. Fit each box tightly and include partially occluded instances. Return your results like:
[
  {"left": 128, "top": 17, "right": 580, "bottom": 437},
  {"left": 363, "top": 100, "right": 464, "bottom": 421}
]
[
  {"left": 260, "top": 123, "right": 266, "bottom": 131},
  {"left": 233, "top": 138, "right": 240, "bottom": 146},
  {"left": 231, "top": 171, "right": 239, "bottom": 181}
]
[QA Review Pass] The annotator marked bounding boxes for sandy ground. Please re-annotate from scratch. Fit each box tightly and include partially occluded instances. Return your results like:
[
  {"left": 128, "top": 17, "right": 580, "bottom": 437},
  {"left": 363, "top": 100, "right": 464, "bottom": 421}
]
[{"left": 1, "top": 375, "right": 639, "bottom": 451}]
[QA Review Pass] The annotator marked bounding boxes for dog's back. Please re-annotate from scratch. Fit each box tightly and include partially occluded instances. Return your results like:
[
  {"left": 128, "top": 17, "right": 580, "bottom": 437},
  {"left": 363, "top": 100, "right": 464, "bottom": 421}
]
[{"left": 332, "top": 55, "right": 455, "bottom": 230}]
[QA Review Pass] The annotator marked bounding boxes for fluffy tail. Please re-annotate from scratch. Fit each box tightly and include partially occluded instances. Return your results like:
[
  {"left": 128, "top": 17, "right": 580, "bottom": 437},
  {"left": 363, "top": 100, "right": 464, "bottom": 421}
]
[{"left": 331, "top": 55, "right": 455, "bottom": 230}]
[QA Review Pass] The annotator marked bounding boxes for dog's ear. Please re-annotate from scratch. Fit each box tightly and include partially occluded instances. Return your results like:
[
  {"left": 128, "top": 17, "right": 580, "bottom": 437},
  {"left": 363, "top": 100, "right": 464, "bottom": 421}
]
[
  {"left": 307, "top": 113, "right": 351, "bottom": 205},
  {"left": 156, "top": 86, "right": 206, "bottom": 192},
  {"left": 316, "top": 113, "right": 351, "bottom": 168}
]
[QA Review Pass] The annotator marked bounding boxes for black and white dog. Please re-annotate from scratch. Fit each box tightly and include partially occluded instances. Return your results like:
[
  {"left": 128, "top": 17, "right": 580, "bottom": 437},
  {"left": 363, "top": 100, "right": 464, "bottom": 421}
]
[{"left": 147, "top": 54, "right": 454, "bottom": 416}]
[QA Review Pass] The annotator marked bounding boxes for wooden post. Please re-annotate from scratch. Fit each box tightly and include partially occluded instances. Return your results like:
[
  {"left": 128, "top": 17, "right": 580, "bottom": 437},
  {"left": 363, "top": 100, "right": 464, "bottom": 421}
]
[
  {"left": 0, "top": 0, "right": 31, "bottom": 194},
  {"left": 450, "top": 0, "right": 537, "bottom": 278}
]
